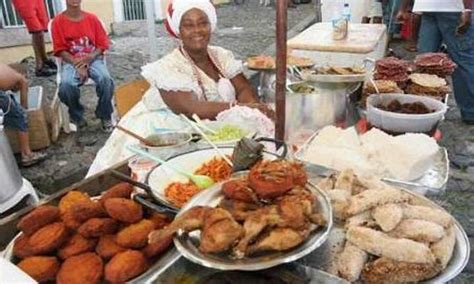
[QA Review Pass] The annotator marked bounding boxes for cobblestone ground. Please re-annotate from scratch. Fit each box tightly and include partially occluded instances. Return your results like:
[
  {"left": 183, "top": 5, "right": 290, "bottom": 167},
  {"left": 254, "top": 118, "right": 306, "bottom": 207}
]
[{"left": 14, "top": 2, "right": 473, "bottom": 281}]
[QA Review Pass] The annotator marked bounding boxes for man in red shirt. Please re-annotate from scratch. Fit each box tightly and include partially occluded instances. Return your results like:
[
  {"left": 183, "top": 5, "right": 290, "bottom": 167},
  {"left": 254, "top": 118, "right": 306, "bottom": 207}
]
[
  {"left": 51, "top": 0, "right": 114, "bottom": 132},
  {"left": 12, "top": 0, "right": 56, "bottom": 77}
]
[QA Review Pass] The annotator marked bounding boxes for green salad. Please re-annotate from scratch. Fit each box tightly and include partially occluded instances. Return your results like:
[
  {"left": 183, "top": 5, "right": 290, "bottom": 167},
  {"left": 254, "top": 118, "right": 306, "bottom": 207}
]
[{"left": 208, "top": 124, "right": 248, "bottom": 142}]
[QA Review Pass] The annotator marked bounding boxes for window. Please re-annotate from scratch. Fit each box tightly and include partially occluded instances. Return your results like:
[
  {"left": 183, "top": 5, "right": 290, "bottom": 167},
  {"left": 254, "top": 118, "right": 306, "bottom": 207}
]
[
  {"left": 0, "top": 0, "right": 58, "bottom": 28},
  {"left": 123, "top": 0, "right": 146, "bottom": 21}
]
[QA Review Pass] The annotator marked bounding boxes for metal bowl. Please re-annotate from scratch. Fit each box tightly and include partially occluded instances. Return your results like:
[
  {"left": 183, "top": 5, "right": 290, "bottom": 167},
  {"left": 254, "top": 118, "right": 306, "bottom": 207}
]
[
  {"left": 140, "top": 132, "right": 193, "bottom": 159},
  {"left": 173, "top": 181, "right": 333, "bottom": 271}
]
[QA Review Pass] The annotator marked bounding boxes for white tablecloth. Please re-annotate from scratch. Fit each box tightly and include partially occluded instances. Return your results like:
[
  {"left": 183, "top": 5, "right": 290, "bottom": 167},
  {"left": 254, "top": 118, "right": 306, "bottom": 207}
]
[{"left": 86, "top": 98, "right": 188, "bottom": 177}]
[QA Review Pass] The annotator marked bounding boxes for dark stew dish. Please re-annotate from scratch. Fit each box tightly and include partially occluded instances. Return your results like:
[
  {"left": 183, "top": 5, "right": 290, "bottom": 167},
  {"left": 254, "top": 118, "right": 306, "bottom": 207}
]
[{"left": 376, "top": 100, "right": 435, "bottom": 114}]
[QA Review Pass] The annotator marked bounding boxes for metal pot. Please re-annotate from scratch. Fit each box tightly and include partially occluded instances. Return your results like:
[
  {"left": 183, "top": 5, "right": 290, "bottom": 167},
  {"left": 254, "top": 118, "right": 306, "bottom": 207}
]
[
  {"left": 0, "top": 126, "right": 23, "bottom": 203},
  {"left": 259, "top": 78, "right": 361, "bottom": 144}
]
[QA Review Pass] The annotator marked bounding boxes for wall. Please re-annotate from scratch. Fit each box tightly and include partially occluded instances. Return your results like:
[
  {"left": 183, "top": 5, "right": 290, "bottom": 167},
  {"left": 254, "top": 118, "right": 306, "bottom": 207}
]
[{"left": 82, "top": 0, "right": 114, "bottom": 32}]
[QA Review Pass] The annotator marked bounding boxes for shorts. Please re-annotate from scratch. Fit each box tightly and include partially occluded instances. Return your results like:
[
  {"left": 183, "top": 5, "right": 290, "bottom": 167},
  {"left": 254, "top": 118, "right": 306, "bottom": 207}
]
[
  {"left": 12, "top": 0, "right": 49, "bottom": 33},
  {"left": 0, "top": 91, "right": 28, "bottom": 132}
]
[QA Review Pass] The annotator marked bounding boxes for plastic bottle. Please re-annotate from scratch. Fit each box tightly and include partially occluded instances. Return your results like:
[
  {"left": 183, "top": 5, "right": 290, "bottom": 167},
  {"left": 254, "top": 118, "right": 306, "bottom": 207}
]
[
  {"left": 332, "top": 1, "right": 348, "bottom": 40},
  {"left": 342, "top": 2, "right": 351, "bottom": 21}
]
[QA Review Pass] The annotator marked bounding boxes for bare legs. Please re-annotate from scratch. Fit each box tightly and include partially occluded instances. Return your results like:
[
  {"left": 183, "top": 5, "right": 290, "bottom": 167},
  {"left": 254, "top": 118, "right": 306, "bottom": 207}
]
[
  {"left": 32, "top": 32, "right": 48, "bottom": 71},
  {"left": 18, "top": 131, "right": 32, "bottom": 157}
]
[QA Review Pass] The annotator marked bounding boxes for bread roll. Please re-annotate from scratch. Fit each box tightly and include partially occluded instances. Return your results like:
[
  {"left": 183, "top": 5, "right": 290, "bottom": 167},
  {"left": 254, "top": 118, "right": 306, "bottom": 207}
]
[
  {"left": 389, "top": 219, "right": 445, "bottom": 243},
  {"left": 372, "top": 203, "right": 403, "bottom": 232},
  {"left": 431, "top": 225, "right": 456, "bottom": 269},
  {"left": 337, "top": 242, "right": 368, "bottom": 282}
]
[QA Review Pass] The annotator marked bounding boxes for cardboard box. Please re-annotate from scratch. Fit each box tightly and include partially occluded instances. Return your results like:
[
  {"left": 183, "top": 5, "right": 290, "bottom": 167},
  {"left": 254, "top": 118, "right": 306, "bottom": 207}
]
[{"left": 5, "top": 86, "right": 51, "bottom": 153}]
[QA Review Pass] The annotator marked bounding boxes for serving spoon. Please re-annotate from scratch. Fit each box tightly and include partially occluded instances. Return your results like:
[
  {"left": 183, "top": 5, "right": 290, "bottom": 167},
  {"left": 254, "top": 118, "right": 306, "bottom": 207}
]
[
  {"left": 180, "top": 114, "right": 234, "bottom": 167},
  {"left": 127, "top": 145, "right": 215, "bottom": 190}
]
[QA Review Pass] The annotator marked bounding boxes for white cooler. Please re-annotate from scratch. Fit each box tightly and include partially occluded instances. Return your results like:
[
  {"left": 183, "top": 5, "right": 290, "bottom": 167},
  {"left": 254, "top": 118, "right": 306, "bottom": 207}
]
[{"left": 287, "top": 22, "right": 387, "bottom": 67}]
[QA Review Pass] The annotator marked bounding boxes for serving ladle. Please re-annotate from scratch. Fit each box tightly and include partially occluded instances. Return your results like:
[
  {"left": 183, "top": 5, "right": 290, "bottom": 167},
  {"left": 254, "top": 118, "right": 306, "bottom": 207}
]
[{"left": 127, "top": 145, "right": 215, "bottom": 190}]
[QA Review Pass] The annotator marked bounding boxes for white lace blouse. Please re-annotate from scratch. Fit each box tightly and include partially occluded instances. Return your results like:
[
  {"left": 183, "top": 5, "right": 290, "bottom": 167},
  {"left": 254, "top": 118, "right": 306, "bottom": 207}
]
[{"left": 141, "top": 46, "right": 243, "bottom": 105}]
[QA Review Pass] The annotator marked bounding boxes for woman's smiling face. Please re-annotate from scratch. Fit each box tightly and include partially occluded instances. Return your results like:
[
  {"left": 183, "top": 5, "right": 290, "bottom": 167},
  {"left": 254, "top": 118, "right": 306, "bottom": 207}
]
[{"left": 179, "top": 8, "right": 211, "bottom": 52}]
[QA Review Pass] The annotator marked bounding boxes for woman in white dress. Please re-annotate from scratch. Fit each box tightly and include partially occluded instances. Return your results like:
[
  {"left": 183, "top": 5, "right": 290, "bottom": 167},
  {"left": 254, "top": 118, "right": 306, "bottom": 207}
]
[{"left": 142, "top": 0, "right": 272, "bottom": 119}]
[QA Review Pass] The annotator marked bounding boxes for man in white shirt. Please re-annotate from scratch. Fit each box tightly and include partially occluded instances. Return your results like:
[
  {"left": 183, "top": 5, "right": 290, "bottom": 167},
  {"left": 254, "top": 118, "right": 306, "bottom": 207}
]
[{"left": 398, "top": 0, "right": 474, "bottom": 125}]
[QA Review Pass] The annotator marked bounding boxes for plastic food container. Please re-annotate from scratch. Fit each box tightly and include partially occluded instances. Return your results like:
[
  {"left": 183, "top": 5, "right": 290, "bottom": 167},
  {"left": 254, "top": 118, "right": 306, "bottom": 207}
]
[
  {"left": 367, "top": 93, "right": 447, "bottom": 134},
  {"left": 128, "top": 157, "right": 157, "bottom": 183}
]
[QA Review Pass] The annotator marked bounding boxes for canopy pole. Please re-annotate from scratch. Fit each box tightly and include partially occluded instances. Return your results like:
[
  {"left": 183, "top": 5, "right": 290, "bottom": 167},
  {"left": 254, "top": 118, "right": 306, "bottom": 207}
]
[
  {"left": 145, "top": 0, "right": 158, "bottom": 62},
  {"left": 275, "top": 0, "right": 288, "bottom": 142}
]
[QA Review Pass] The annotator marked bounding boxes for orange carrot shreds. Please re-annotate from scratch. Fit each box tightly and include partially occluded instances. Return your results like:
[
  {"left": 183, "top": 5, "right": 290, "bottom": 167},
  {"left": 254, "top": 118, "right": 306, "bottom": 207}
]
[
  {"left": 194, "top": 157, "right": 232, "bottom": 182},
  {"left": 164, "top": 182, "right": 200, "bottom": 208}
]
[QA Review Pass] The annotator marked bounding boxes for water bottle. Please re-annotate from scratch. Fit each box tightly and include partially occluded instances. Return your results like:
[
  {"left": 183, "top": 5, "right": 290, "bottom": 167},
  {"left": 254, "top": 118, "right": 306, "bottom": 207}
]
[
  {"left": 342, "top": 2, "right": 351, "bottom": 22},
  {"left": 332, "top": 1, "right": 348, "bottom": 40}
]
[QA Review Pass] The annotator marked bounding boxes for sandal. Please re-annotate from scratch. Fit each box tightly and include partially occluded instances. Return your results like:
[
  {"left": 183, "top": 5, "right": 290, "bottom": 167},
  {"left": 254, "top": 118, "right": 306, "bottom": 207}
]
[
  {"left": 44, "top": 59, "right": 58, "bottom": 70},
  {"left": 21, "top": 151, "right": 48, "bottom": 167}
]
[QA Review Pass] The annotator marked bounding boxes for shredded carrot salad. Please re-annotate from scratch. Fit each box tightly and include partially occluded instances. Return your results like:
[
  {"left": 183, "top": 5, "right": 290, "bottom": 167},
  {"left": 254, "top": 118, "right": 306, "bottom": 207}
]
[{"left": 164, "top": 157, "right": 232, "bottom": 208}]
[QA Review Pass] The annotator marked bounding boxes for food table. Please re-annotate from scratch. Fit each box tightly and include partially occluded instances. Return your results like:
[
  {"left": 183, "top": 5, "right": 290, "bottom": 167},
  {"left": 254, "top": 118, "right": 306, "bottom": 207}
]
[{"left": 287, "top": 23, "right": 387, "bottom": 66}]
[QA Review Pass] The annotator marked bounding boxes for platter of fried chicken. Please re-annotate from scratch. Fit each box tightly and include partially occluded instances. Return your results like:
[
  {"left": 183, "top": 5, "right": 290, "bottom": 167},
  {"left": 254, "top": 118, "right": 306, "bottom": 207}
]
[
  {"left": 317, "top": 169, "right": 469, "bottom": 283},
  {"left": 147, "top": 160, "right": 332, "bottom": 270}
]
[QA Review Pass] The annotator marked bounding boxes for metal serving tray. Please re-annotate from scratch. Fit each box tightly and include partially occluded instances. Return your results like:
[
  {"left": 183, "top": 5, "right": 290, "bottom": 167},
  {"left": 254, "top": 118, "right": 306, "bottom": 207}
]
[
  {"left": 172, "top": 180, "right": 333, "bottom": 271},
  {"left": 294, "top": 131, "right": 449, "bottom": 195}
]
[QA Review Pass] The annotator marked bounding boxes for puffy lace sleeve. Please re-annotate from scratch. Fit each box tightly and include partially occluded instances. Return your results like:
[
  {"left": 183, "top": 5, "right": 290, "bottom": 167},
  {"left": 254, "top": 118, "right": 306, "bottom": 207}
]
[
  {"left": 209, "top": 46, "right": 243, "bottom": 79},
  {"left": 140, "top": 49, "right": 203, "bottom": 96}
]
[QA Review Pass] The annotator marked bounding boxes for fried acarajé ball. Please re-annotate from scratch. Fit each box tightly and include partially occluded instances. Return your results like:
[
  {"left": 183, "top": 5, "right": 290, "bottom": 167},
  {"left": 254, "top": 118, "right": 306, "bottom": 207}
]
[
  {"left": 115, "top": 219, "right": 155, "bottom": 249},
  {"left": 13, "top": 234, "right": 34, "bottom": 258},
  {"left": 148, "top": 212, "right": 172, "bottom": 230},
  {"left": 69, "top": 201, "right": 106, "bottom": 223},
  {"left": 27, "top": 222, "right": 69, "bottom": 255},
  {"left": 105, "top": 250, "right": 147, "bottom": 283},
  {"left": 17, "top": 205, "right": 60, "bottom": 236},
  {"left": 142, "top": 235, "right": 173, "bottom": 258},
  {"left": 57, "top": 234, "right": 97, "bottom": 260},
  {"left": 77, "top": 218, "right": 119, "bottom": 238},
  {"left": 61, "top": 210, "right": 82, "bottom": 230},
  {"left": 56, "top": 252, "right": 103, "bottom": 284},
  {"left": 95, "top": 234, "right": 126, "bottom": 259},
  {"left": 104, "top": 198, "right": 143, "bottom": 223},
  {"left": 17, "top": 256, "right": 60, "bottom": 282},
  {"left": 99, "top": 183, "right": 134, "bottom": 206},
  {"left": 58, "top": 191, "right": 90, "bottom": 216}
]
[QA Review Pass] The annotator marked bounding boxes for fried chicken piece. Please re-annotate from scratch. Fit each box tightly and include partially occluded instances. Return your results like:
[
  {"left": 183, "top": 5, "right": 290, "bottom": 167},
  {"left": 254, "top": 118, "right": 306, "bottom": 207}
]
[
  {"left": 105, "top": 250, "right": 148, "bottom": 283},
  {"left": 58, "top": 234, "right": 97, "bottom": 259},
  {"left": 148, "top": 206, "right": 212, "bottom": 244},
  {"left": 116, "top": 219, "right": 156, "bottom": 249},
  {"left": 276, "top": 191, "right": 313, "bottom": 230},
  {"left": 234, "top": 206, "right": 282, "bottom": 257},
  {"left": 148, "top": 212, "right": 172, "bottom": 229},
  {"left": 17, "top": 205, "right": 60, "bottom": 236},
  {"left": 199, "top": 208, "right": 243, "bottom": 254},
  {"left": 248, "top": 160, "right": 294, "bottom": 199},
  {"left": 77, "top": 218, "right": 119, "bottom": 238},
  {"left": 61, "top": 210, "right": 82, "bottom": 230},
  {"left": 96, "top": 234, "right": 126, "bottom": 259},
  {"left": 289, "top": 162, "right": 308, "bottom": 186},
  {"left": 56, "top": 253, "right": 103, "bottom": 284},
  {"left": 104, "top": 198, "right": 143, "bottom": 223},
  {"left": 27, "top": 222, "right": 69, "bottom": 255},
  {"left": 58, "top": 191, "right": 90, "bottom": 216},
  {"left": 13, "top": 234, "right": 34, "bottom": 258},
  {"left": 142, "top": 235, "right": 173, "bottom": 258},
  {"left": 361, "top": 257, "right": 442, "bottom": 283},
  {"left": 247, "top": 227, "right": 309, "bottom": 255},
  {"left": 17, "top": 256, "right": 60, "bottom": 283},
  {"left": 69, "top": 201, "right": 106, "bottom": 223},
  {"left": 219, "top": 198, "right": 261, "bottom": 221},
  {"left": 222, "top": 179, "right": 259, "bottom": 203},
  {"left": 100, "top": 182, "right": 134, "bottom": 205}
]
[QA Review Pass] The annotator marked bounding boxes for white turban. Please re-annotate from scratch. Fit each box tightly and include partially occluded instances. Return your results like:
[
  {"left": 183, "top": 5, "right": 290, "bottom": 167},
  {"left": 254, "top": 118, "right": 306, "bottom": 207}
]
[{"left": 165, "top": 0, "right": 217, "bottom": 38}]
